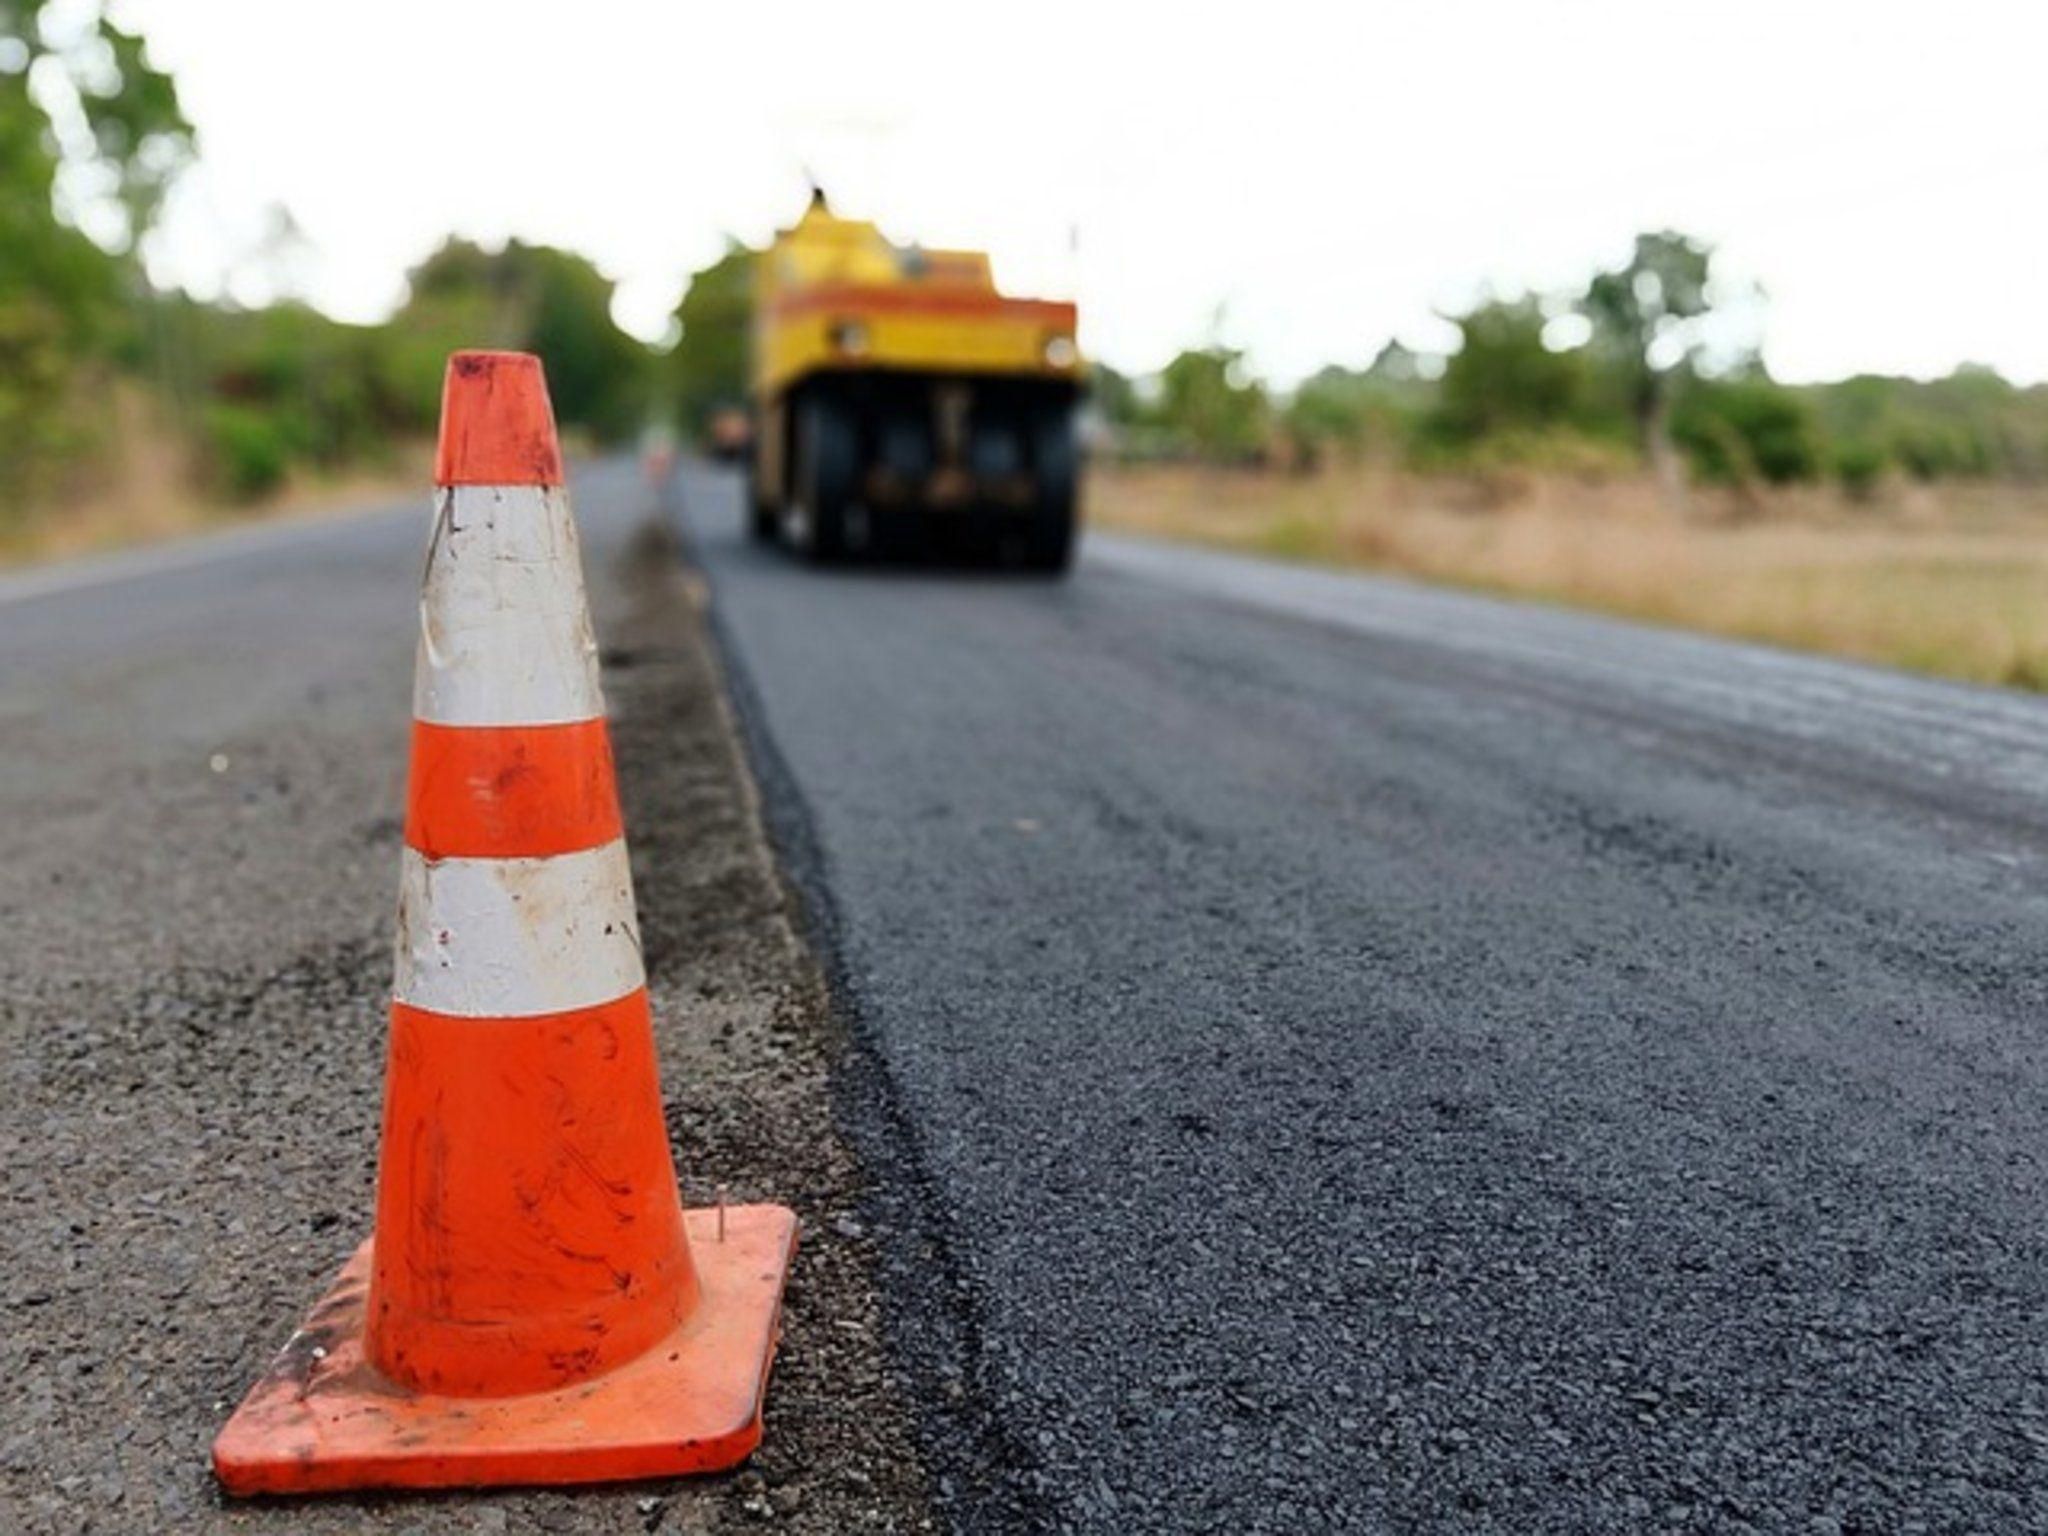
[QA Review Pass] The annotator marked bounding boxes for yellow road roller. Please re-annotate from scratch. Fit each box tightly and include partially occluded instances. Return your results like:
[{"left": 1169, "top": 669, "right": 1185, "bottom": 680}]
[{"left": 749, "top": 191, "right": 1083, "bottom": 571}]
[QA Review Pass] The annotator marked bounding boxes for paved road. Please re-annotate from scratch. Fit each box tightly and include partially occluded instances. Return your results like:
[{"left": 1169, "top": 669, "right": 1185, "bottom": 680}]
[{"left": 681, "top": 463, "right": 2048, "bottom": 1534}]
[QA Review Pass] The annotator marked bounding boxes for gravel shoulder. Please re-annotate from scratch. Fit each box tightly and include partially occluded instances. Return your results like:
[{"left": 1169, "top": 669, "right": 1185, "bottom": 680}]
[{"left": 0, "top": 472, "right": 936, "bottom": 1534}]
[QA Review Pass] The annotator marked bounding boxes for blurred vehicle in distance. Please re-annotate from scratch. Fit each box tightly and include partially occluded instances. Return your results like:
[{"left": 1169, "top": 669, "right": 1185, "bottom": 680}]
[
  {"left": 706, "top": 406, "right": 753, "bottom": 464},
  {"left": 748, "top": 190, "right": 1083, "bottom": 572}
]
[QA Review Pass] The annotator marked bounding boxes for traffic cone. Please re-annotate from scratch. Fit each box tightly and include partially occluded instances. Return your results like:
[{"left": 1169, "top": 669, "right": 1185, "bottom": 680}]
[{"left": 212, "top": 352, "right": 799, "bottom": 1495}]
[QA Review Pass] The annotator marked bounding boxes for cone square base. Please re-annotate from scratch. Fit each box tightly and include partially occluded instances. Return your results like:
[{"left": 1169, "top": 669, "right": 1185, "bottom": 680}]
[{"left": 213, "top": 1204, "right": 798, "bottom": 1496}]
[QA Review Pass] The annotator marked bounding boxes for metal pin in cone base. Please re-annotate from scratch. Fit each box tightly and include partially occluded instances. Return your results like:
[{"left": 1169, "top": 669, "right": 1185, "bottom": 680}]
[{"left": 212, "top": 1205, "right": 798, "bottom": 1495}]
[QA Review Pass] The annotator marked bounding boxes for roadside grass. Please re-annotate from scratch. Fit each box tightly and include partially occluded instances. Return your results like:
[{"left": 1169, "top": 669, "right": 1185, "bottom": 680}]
[
  {"left": 0, "top": 386, "right": 434, "bottom": 568},
  {"left": 0, "top": 455, "right": 434, "bottom": 569},
  {"left": 1087, "top": 463, "right": 2048, "bottom": 692}
]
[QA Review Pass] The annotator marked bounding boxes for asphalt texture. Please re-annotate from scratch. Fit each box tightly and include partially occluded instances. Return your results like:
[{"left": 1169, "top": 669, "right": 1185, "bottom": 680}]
[
  {"left": 681, "top": 462, "right": 2048, "bottom": 1535},
  {"left": 0, "top": 462, "right": 936, "bottom": 1534}
]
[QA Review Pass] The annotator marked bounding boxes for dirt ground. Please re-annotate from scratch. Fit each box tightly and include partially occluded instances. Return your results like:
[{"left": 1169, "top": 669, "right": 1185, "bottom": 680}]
[{"left": 0, "top": 510, "right": 936, "bottom": 1533}]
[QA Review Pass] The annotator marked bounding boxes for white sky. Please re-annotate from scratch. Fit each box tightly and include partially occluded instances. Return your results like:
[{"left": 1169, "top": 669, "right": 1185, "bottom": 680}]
[{"left": 127, "top": 0, "right": 2048, "bottom": 387}]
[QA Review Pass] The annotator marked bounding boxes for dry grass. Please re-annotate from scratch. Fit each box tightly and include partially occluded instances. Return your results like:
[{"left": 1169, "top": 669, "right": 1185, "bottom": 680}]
[
  {"left": 1, "top": 387, "right": 431, "bottom": 569},
  {"left": 1087, "top": 462, "right": 2048, "bottom": 691}
]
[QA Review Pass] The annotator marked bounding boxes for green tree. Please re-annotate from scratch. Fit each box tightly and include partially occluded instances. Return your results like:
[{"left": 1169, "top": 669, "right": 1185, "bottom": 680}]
[
  {"left": 524, "top": 245, "right": 649, "bottom": 443},
  {"left": 398, "top": 239, "right": 652, "bottom": 444},
  {"left": 1670, "top": 376, "right": 1820, "bottom": 488},
  {"left": 667, "top": 241, "right": 753, "bottom": 439},
  {"left": 1801, "top": 365, "right": 2045, "bottom": 484},
  {"left": 1366, "top": 338, "right": 1425, "bottom": 386},
  {"left": 0, "top": 61, "right": 112, "bottom": 493},
  {"left": 1088, "top": 361, "right": 1142, "bottom": 430},
  {"left": 1430, "top": 296, "right": 1584, "bottom": 443},
  {"left": 0, "top": 0, "right": 191, "bottom": 507},
  {"left": 1284, "top": 342, "right": 1436, "bottom": 463},
  {"left": 1, "top": 0, "right": 192, "bottom": 250},
  {"left": 1581, "top": 231, "right": 1713, "bottom": 488},
  {"left": 1285, "top": 366, "right": 1374, "bottom": 459},
  {"left": 1155, "top": 345, "right": 1269, "bottom": 462}
]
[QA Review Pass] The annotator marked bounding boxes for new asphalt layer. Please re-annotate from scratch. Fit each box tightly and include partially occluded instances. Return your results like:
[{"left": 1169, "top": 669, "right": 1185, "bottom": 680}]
[{"left": 681, "top": 463, "right": 2048, "bottom": 1534}]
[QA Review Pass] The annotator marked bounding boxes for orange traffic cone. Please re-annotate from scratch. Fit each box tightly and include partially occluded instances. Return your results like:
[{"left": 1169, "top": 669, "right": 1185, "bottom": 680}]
[{"left": 212, "top": 352, "right": 799, "bottom": 1495}]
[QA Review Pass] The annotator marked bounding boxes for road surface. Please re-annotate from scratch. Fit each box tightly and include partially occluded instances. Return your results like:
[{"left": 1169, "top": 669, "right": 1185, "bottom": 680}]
[
  {"left": 9, "top": 459, "right": 2046, "bottom": 1534},
  {"left": 681, "top": 462, "right": 2048, "bottom": 1534}
]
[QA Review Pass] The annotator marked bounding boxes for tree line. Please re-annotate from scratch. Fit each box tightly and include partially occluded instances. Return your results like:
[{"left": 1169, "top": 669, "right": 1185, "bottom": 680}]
[
  {"left": 1097, "top": 234, "right": 2048, "bottom": 499},
  {"left": 8, "top": 1, "right": 2047, "bottom": 537},
  {"left": 2, "top": 2, "right": 668, "bottom": 524}
]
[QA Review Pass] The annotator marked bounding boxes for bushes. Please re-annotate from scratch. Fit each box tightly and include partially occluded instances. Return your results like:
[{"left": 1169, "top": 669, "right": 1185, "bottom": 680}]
[
  {"left": 406, "top": 239, "right": 651, "bottom": 445},
  {"left": 1670, "top": 378, "right": 1821, "bottom": 487},
  {"left": 1891, "top": 423, "right": 1994, "bottom": 481},
  {"left": 1283, "top": 351, "right": 1429, "bottom": 464},
  {"left": 0, "top": 293, "right": 106, "bottom": 515},
  {"left": 1831, "top": 441, "right": 1888, "bottom": 501},
  {"left": 1428, "top": 298, "right": 1590, "bottom": 445},
  {"left": 106, "top": 237, "right": 662, "bottom": 511},
  {"left": 1154, "top": 346, "right": 1271, "bottom": 463},
  {"left": 668, "top": 243, "right": 752, "bottom": 441},
  {"left": 202, "top": 403, "right": 294, "bottom": 501},
  {"left": 152, "top": 298, "right": 418, "bottom": 499},
  {"left": 1419, "top": 427, "right": 1637, "bottom": 479}
]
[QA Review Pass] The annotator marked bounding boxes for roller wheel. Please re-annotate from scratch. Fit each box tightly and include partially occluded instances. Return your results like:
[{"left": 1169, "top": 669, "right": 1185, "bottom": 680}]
[
  {"left": 783, "top": 392, "right": 857, "bottom": 563},
  {"left": 1020, "top": 403, "right": 1079, "bottom": 575}
]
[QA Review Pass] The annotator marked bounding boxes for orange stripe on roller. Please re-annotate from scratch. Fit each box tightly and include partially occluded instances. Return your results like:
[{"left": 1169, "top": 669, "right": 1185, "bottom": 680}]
[
  {"left": 768, "top": 284, "right": 1077, "bottom": 327},
  {"left": 434, "top": 351, "right": 564, "bottom": 486},
  {"left": 405, "top": 719, "right": 621, "bottom": 859}
]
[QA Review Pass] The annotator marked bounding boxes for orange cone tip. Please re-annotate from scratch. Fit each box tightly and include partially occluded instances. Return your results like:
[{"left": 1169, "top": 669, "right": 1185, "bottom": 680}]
[{"left": 434, "top": 350, "right": 565, "bottom": 486}]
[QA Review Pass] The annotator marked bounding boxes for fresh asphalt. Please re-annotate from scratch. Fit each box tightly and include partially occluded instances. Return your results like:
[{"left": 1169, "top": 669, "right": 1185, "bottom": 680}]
[{"left": 679, "top": 462, "right": 2048, "bottom": 1534}]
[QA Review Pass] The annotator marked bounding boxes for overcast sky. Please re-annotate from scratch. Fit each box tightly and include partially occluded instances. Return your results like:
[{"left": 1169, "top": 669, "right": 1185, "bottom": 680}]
[{"left": 130, "top": 0, "right": 2048, "bottom": 387}]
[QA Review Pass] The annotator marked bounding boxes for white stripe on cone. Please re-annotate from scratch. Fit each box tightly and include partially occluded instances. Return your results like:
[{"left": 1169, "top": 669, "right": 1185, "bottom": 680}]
[
  {"left": 393, "top": 840, "right": 645, "bottom": 1018},
  {"left": 414, "top": 485, "right": 605, "bottom": 729}
]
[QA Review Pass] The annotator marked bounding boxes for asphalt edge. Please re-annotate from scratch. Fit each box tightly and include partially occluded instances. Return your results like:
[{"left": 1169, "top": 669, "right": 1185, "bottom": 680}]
[{"left": 667, "top": 478, "right": 1060, "bottom": 1533}]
